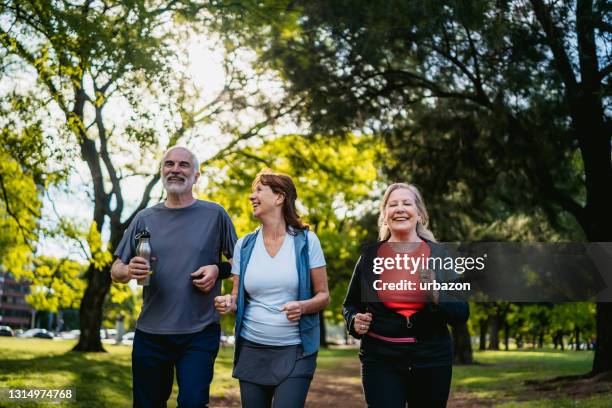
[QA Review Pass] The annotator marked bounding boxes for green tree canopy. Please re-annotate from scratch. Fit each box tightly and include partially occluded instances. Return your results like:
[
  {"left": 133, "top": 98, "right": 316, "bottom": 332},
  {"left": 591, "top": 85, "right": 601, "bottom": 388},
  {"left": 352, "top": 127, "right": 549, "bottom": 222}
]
[
  {"left": 25, "top": 256, "right": 86, "bottom": 313},
  {"left": 0, "top": 93, "right": 64, "bottom": 274},
  {"left": 216, "top": 0, "right": 612, "bottom": 374},
  {"left": 0, "top": 0, "right": 288, "bottom": 351}
]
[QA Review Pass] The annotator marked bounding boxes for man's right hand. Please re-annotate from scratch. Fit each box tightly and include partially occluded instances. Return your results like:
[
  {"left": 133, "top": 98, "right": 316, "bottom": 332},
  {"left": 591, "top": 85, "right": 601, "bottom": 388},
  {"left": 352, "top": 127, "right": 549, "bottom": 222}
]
[
  {"left": 127, "top": 256, "right": 150, "bottom": 282},
  {"left": 214, "top": 294, "right": 236, "bottom": 314}
]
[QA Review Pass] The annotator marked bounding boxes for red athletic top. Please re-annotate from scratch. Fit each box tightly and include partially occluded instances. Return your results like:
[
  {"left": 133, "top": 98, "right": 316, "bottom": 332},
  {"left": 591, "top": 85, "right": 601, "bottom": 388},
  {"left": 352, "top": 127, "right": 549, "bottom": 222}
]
[{"left": 376, "top": 241, "right": 430, "bottom": 318}]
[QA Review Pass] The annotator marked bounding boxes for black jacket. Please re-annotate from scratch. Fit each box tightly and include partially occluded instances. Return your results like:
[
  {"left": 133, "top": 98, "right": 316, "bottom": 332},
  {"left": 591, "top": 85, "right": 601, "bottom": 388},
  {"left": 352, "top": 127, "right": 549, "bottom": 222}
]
[{"left": 342, "top": 239, "right": 469, "bottom": 367}]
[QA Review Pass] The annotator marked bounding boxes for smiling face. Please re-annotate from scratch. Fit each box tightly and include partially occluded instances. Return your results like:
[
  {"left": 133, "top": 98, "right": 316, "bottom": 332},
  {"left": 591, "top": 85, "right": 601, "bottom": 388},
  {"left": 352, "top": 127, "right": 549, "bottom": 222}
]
[
  {"left": 384, "top": 187, "right": 420, "bottom": 236},
  {"left": 249, "top": 182, "right": 283, "bottom": 219},
  {"left": 161, "top": 148, "right": 199, "bottom": 195}
]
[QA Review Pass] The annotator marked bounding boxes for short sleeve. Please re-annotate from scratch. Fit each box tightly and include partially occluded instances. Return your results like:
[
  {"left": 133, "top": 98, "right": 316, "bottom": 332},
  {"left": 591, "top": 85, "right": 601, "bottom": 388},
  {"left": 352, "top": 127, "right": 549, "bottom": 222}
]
[
  {"left": 113, "top": 212, "right": 145, "bottom": 264},
  {"left": 219, "top": 207, "right": 238, "bottom": 260},
  {"left": 307, "top": 231, "right": 326, "bottom": 268},
  {"left": 231, "top": 237, "right": 244, "bottom": 275}
]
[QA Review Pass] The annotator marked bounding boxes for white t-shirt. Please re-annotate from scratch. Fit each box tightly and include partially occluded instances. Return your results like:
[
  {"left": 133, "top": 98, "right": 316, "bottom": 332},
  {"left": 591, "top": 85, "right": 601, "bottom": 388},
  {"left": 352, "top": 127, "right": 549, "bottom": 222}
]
[{"left": 231, "top": 230, "right": 326, "bottom": 345}]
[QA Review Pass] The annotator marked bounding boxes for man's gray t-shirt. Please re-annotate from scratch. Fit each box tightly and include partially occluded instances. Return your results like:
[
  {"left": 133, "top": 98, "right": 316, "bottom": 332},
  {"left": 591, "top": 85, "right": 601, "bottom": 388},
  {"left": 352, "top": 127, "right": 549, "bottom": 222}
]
[{"left": 114, "top": 200, "right": 237, "bottom": 334}]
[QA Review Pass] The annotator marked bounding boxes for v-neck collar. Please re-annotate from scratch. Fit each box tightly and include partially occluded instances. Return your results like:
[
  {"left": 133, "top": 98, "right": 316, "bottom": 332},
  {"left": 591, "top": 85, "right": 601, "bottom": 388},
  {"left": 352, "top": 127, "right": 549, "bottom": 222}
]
[{"left": 259, "top": 231, "right": 288, "bottom": 259}]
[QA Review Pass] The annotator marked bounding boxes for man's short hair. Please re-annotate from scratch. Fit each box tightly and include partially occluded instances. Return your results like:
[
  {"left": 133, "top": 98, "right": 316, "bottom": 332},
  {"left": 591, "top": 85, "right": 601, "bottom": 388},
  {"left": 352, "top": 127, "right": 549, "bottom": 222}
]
[{"left": 160, "top": 146, "right": 200, "bottom": 173}]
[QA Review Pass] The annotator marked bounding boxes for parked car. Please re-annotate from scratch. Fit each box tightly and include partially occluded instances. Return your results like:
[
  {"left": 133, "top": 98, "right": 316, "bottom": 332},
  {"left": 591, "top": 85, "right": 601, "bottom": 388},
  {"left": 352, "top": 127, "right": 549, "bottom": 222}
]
[
  {"left": 100, "top": 328, "right": 118, "bottom": 344},
  {"left": 33, "top": 330, "right": 54, "bottom": 339},
  {"left": 20, "top": 328, "right": 41, "bottom": 337},
  {"left": 20, "top": 328, "right": 54, "bottom": 339},
  {"left": 121, "top": 331, "right": 135, "bottom": 346},
  {"left": 59, "top": 330, "right": 80, "bottom": 340},
  {"left": 0, "top": 325, "right": 14, "bottom": 336},
  {"left": 100, "top": 328, "right": 118, "bottom": 340}
]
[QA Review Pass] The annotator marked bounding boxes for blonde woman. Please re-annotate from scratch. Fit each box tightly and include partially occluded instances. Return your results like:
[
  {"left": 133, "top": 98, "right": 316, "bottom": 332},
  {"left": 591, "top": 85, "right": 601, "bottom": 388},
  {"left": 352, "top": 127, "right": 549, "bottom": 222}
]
[{"left": 343, "top": 183, "right": 469, "bottom": 407}]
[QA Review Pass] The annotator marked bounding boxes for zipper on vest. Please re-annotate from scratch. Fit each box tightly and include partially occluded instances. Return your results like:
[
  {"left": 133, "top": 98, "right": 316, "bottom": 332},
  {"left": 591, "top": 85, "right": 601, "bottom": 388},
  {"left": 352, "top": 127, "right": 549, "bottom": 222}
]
[{"left": 406, "top": 316, "right": 413, "bottom": 329}]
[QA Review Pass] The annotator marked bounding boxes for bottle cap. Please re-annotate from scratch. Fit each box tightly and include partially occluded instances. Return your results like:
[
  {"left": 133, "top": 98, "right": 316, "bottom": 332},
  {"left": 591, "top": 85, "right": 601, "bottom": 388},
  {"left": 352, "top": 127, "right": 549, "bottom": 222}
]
[{"left": 136, "top": 229, "right": 151, "bottom": 239}]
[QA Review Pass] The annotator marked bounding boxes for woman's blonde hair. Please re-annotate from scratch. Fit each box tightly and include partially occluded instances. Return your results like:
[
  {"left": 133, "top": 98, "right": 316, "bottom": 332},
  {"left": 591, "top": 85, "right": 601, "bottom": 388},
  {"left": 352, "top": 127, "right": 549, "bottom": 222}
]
[{"left": 378, "top": 183, "right": 436, "bottom": 242}]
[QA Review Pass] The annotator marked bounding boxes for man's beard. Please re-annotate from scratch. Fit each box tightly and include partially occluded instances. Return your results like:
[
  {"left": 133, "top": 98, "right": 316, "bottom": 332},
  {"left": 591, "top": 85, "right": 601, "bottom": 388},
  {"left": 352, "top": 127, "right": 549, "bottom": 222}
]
[{"left": 163, "top": 175, "right": 194, "bottom": 194}]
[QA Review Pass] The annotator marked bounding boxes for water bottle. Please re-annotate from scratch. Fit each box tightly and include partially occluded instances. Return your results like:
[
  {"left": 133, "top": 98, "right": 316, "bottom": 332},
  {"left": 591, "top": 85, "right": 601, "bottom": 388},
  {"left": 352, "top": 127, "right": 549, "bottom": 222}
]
[{"left": 136, "top": 229, "right": 152, "bottom": 286}]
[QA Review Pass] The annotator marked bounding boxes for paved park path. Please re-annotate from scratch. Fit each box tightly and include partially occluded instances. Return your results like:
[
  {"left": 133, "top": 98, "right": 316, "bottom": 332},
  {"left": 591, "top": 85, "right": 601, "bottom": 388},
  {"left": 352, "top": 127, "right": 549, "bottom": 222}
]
[{"left": 210, "top": 357, "right": 480, "bottom": 407}]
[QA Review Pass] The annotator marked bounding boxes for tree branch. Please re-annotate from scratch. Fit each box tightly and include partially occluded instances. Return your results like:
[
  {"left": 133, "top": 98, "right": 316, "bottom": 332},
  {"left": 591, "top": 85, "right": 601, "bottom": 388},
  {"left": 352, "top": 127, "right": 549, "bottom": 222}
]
[
  {"left": 436, "top": 21, "right": 481, "bottom": 90},
  {"left": 121, "top": 173, "right": 160, "bottom": 231},
  {"left": 530, "top": 0, "right": 579, "bottom": 95},
  {"left": 204, "top": 97, "right": 305, "bottom": 164},
  {"left": 382, "top": 69, "right": 492, "bottom": 108},
  {"left": 576, "top": 0, "right": 601, "bottom": 90},
  {"left": 234, "top": 150, "right": 274, "bottom": 167},
  {"left": 0, "top": 27, "right": 68, "bottom": 112},
  {"left": 536, "top": 162, "right": 587, "bottom": 227},
  {"left": 118, "top": 171, "right": 157, "bottom": 181},
  {"left": 72, "top": 79, "right": 109, "bottom": 227},
  {"left": 461, "top": 22, "right": 485, "bottom": 99},
  {"left": 0, "top": 173, "right": 33, "bottom": 244},
  {"left": 44, "top": 190, "right": 90, "bottom": 260},
  {"left": 598, "top": 63, "right": 612, "bottom": 81},
  {"left": 93, "top": 80, "right": 123, "bottom": 223}
]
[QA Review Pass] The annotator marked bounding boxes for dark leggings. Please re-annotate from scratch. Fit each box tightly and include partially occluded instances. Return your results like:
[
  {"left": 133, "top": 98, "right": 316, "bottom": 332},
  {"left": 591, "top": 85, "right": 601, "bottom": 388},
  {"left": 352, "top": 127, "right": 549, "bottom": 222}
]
[
  {"left": 239, "top": 377, "right": 312, "bottom": 408},
  {"left": 361, "top": 360, "right": 452, "bottom": 408}
]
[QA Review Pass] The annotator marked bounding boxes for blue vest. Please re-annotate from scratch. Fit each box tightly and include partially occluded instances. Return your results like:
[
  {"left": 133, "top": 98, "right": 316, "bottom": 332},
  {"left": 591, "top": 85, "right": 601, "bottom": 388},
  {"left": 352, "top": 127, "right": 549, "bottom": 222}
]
[{"left": 234, "top": 228, "right": 320, "bottom": 356}]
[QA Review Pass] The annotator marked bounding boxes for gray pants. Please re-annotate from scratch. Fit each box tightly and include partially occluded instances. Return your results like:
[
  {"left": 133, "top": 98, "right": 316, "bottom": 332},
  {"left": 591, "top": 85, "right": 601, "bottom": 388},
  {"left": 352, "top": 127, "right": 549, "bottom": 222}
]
[
  {"left": 234, "top": 339, "right": 317, "bottom": 407},
  {"left": 239, "top": 377, "right": 312, "bottom": 408}
]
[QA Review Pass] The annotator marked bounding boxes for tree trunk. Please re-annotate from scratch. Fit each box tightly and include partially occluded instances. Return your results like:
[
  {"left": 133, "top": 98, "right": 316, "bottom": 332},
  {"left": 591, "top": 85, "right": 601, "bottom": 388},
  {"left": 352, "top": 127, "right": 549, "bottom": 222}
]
[
  {"left": 575, "top": 328, "right": 581, "bottom": 351},
  {"left": 479, "top": 319, "right": 487, "bottom": 351},
  {"left": 593, "top": 298, "right": 612, "bottom": 372},
  {"left": 574, "top": 28, "right": 612, "bottom": 371},
  {"left": 487, "top": 314, "right": 500, "bottom": 350},
  {"left": 538, "top": 331, "right": 544, "bottom": 349},
  {"left": 453, "top": 322, "right": 474, "bottom": 364},
  {"left": 532, "top": 0, "right": 612, "bottom": 375},
  {"left": 504, "top": 321, "right": 510, "bottom": 351},
  {"left": 319, "top": 311, "right": 327, "bottom": 348},
  {"left": 72, "top": 264, "right": 112, "bottom": 352},
  {"left": 553, "top": 331, "right": 563, "bottom": 350},
  {"left": 560, "top": 333, "right": 564, "bottom": 351}
]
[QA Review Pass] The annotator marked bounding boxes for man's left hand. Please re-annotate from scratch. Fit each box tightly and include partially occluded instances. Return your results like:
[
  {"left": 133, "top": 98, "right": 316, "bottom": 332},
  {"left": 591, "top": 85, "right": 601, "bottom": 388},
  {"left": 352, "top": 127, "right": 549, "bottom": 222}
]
[{"left": 191, "top": 265, "right": 219, "bottom": 293}]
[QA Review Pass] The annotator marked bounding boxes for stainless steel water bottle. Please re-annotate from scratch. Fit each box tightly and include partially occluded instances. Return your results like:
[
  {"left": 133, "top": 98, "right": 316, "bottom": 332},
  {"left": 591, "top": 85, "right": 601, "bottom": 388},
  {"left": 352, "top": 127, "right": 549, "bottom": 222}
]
[{"left": 136, "top": 229, "right": 152, "bottom": 286}]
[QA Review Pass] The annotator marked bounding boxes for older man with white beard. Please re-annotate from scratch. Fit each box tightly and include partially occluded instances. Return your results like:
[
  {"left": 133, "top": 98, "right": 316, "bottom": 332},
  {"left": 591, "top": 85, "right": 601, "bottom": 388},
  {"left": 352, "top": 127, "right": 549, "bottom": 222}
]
[{"left": 111, "top": 146, "right": 237, "bottom": 408}]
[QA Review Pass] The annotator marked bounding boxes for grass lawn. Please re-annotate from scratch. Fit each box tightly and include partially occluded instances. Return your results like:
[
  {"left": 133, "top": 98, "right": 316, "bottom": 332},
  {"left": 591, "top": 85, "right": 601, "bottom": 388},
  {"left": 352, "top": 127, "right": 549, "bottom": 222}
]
[
  {"left": 0, "top": 338, "right": 611, "bottom": 407},
  {"left": 0, "top": 337, "right": 237, "bottom": 408},
  {"left": 452, "top": 350, "right": 612, "bottom": 407}
]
